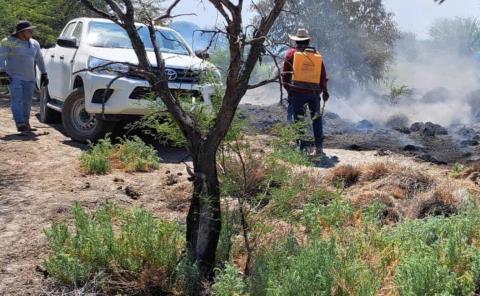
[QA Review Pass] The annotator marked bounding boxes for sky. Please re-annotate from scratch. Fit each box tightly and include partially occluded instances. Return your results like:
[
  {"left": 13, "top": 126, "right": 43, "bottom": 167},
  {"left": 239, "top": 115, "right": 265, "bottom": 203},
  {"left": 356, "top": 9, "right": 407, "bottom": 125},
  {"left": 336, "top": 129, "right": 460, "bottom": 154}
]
[{"left": 168, "top": 0, "right": 480, "bottom": 39}]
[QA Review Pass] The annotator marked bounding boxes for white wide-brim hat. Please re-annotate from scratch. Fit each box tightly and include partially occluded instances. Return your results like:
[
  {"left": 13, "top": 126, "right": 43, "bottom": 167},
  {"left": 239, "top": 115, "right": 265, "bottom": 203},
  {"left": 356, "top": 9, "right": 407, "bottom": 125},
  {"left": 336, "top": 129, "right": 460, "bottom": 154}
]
[{"left": 288, "top": 28, "right": 312, "bottom": 41}]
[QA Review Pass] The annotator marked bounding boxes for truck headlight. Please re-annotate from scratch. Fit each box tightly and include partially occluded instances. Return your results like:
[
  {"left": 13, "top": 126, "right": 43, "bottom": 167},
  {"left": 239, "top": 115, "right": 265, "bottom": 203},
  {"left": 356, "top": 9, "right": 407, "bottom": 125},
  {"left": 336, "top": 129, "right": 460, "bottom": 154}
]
[{"left": 88, "top": 57, "right": 130, "bottom": 75}]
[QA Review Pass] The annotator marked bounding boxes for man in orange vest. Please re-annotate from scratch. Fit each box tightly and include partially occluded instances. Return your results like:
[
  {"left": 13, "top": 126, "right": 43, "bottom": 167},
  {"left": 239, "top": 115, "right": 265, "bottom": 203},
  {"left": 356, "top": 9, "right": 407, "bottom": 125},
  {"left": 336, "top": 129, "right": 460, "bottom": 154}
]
[{"left": 282, "top": 28, "right": 329, "bottom": 156}]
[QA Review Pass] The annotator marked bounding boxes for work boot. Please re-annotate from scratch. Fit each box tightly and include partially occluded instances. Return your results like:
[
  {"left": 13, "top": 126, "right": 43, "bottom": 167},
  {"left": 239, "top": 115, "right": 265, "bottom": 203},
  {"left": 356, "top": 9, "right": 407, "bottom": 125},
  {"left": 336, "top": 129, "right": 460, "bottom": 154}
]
[
  {"left": 315, "top": 147, "right": 326, "bottom": 157},
  {"left": 16, "top": 124, "right": 28, "bottom": 132},
  {"left": 25, "top": 123, "right": 37, "bottom": 132}
]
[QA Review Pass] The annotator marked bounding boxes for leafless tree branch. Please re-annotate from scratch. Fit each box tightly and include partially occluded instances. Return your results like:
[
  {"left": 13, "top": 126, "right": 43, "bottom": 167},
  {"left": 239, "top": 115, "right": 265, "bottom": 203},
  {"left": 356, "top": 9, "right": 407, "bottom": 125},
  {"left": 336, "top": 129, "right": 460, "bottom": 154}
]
[{"left": 247, "top": 75, "right": 280, "bottom": 89}]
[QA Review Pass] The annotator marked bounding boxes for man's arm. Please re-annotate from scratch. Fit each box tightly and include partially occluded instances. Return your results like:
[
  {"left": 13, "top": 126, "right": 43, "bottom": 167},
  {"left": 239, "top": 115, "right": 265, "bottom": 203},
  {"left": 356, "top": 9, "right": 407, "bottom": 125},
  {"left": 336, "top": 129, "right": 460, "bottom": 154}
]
[
  {"left": 282, "top": 49, "right": 295, "bottom": 91},
  {"left": 0, "top": 39, "right": 8, "bottom": 72},
  {"left": 320, "top": 62, "right": 329, "bottom": 101},
  {"left": 320, "top": 62, "right": 328, "bottom": 92},
  {"left": 34, "top": 41, "right": 47, "bottom": 74}
]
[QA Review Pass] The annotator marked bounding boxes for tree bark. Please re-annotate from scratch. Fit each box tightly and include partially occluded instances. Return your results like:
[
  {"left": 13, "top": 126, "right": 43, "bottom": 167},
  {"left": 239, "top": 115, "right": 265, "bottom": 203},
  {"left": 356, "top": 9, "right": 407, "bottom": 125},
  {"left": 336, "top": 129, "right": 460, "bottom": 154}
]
[{"left": 186, "top": 144, "right": 222, "bottom": 279}]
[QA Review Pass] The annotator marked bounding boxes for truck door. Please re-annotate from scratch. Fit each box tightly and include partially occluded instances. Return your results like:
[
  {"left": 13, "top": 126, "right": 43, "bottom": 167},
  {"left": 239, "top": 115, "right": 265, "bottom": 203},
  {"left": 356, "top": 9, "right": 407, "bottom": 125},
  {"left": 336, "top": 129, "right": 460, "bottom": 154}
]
[
  {"left": 48, "top": 22, "right": 77, "bottom": 99},
  {"left": 56, "top": 21, "right": 83, "bottom": 100}
]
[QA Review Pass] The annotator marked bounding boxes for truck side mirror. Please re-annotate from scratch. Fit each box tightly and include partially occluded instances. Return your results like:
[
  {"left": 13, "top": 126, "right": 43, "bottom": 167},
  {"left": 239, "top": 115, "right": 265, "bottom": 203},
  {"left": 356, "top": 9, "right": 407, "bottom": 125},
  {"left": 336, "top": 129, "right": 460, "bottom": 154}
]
[
  {"left": 57, "top": 37, "right": 78, "bottom": 48},
  {"left": 195, "top": 50, "right": 210, "bottom": 60},
  {"left": 43, "top": 42, "right": 55, "bottom": 49}
]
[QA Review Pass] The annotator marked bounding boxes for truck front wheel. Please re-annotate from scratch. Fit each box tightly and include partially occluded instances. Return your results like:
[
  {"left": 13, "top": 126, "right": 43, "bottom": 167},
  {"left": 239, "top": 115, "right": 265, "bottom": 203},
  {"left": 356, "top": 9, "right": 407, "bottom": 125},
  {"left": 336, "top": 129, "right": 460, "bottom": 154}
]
[{"left": 62, "top": 88, "right": 115, "bottom": 142}]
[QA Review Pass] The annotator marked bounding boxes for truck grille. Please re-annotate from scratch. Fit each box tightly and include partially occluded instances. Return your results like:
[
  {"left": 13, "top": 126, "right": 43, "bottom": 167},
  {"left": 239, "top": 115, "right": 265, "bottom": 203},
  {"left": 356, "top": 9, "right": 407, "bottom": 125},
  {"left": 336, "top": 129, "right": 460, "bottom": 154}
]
[
  {"left": 164, "top": 68, "right": 201, "bottom": 84},
  {"left": 129, "top": 87, "right": 202, "bottom": 101}
]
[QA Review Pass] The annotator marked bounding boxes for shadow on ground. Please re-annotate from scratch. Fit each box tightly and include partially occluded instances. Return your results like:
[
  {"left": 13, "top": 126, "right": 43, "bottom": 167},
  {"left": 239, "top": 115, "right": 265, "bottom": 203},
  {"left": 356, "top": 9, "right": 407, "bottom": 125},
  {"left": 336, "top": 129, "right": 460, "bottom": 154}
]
[{"left": 315, "top": 155, "right": 340, "bottom": 168}]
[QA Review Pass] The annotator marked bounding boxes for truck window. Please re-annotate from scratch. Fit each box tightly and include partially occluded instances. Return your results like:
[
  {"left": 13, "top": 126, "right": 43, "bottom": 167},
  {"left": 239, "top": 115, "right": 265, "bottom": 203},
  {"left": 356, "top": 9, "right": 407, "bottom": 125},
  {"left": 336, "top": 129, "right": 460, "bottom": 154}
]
[
  {"left": 72, "top": 22, "right": 83, "bottom": 42},
  {"left": 61, "top": 22, "right": 77, "bottom": 38},
  {"left": 86, "top": 21, "right": 191, "bottom": 56}
]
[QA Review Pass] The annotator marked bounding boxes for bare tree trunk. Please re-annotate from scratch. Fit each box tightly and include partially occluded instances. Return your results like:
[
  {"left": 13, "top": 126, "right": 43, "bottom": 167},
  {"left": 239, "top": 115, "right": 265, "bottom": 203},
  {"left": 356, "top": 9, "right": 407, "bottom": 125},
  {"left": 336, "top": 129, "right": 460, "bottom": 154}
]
[{"left": 186, "top": 145, "right": 221, "bottom": 279}]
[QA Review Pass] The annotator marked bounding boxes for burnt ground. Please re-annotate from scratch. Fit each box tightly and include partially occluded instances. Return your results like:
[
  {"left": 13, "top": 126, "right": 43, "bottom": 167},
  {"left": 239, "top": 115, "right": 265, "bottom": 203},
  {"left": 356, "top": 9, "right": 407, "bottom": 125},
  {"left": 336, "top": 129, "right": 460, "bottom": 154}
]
[{"left": 240, "top": 103, "right": 480, "bottom": 165}]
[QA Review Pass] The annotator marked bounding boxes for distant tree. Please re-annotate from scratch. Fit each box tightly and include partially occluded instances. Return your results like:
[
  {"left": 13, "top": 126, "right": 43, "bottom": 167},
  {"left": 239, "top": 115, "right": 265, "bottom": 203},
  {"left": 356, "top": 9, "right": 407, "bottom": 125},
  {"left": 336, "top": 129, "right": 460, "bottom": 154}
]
[
  {"left": 0, "top": 0, "right": 107, "bottom": 45},
  {"left": 0, "top": 0, "right": 161, "bottom": 45},
  {"left": 429, "top": 17, "right": 480, "bottom": 54},
  {"left": 256, "top": 0, "right": 399, "bottom": 96}
]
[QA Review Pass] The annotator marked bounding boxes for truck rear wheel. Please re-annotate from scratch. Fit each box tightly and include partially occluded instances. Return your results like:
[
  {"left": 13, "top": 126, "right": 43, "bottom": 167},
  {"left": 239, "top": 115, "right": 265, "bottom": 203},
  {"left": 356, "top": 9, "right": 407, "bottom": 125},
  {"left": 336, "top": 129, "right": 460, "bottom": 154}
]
[
  {"left": 62, "top": 88, "right": 115, "bottom": 143},
  {"left": 39, "top": 85, "right": 61, "bottom": 123}
]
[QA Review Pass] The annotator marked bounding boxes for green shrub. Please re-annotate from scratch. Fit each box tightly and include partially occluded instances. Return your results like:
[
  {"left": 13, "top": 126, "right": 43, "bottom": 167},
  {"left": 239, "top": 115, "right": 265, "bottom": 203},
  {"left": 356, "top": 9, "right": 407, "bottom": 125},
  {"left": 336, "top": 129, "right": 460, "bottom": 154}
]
[
  {"left": 302, "top": 194, "right": 355, "bottom": 235},
  {"left": 79, "top": 137, "right": 115, "bottom": 174},
  {"left": 174, "top": 256, "right": 202, "bottom": 296},
  {"left": 79, "top": 136, "right": 161, "bottom": 174},
  {"left": 250, "top": 239, "right": 337, "bottom": 296},
  {"left": 271, "top": 122, "right": 312, "bottom": 166},
  {"left": 117, "top": 136, "right": 161, "bottom": 172},
  {"left": 216, "top": 208, "right": 240, "bottom": 265},
  {"left": 395, "top": 253, "right": 457, "bottom": 295},
  {"left": 44, "top": 203, "right": 184, "bottom": 292},
  {"left": 268, "top": 186, "right": 303, "bottom": 219},
  {"left": 44, "top": 253, "right": 93, "bottom": 286},
  {"left": 333, "top": 257, "right": 381, "bottom": 296},
  {"left": 212, "top": 263, "right": 246, "bottom": 296}
]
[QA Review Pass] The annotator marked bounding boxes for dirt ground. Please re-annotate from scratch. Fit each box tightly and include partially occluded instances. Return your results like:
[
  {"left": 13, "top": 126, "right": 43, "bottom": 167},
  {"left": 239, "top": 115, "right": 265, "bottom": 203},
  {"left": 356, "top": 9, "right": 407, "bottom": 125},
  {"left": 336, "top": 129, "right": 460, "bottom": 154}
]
[
  {"left": 0, "top": 95, "right": 468, "bottom": 295},
  {"left": 0, "top": 96, "right": 197, "bottom": 295}
]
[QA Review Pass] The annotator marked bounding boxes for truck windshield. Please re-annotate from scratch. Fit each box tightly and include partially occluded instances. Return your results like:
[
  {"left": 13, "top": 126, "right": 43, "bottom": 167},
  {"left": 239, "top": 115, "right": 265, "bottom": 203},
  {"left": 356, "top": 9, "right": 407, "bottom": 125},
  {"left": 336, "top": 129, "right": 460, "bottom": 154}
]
[{"left": 87, "top": 21, "right": 191, "bottom": 55}]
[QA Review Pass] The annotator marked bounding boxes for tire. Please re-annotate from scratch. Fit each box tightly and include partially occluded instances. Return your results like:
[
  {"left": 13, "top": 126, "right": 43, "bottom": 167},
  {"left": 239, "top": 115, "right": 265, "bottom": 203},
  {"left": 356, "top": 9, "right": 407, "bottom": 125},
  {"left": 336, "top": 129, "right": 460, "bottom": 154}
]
[
  {"left": 39, "top": 85, "right": 61, "bottom": 123},
  {"left": 62, "top": 88, "right": 115, "bottom": 143}
]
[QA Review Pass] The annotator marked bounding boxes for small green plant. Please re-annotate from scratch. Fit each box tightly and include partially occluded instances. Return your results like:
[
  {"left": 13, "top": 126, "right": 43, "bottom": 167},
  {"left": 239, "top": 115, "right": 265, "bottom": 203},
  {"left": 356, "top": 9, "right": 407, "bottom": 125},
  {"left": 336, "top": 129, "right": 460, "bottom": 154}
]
[
  {"left": 79, "top": 137, "right": 115, "bottom": 174},
  {"left": 451, "top": 162, "right": 466, "bottom": 178},
  {"left": 79, "top": 136, "right": 161, "bottom": 174},
  {"left": 44, "top": 203, "right": 184, "bottom": 292},
  {"left": 388, "top": 79, "right": 413, "bottom": 104},
  {"left": 212, "top": 263, "right": 246, "bottom": 296},
  {"left": 116, "top": 136, "right": 161, "bottom": 172},
  {"left": 270, "top": 122, "right": 313, "bottom": 167}
]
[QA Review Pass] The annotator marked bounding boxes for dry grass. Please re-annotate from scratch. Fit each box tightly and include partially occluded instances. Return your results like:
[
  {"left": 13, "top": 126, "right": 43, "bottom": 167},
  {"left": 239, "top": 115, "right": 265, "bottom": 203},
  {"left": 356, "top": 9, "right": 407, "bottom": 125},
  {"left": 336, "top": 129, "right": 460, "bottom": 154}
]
[
  {"left": 346, "top": 161, "right": 473, "bottom": 221},
  {"left": 220, "top": 153, "right": 267, "bottom": 197},
  {"left": 460, "top": 163, "right": 480, "bottom": 186},
  {"left": 361, "top": 162, "right": 396, "bottom": 182},
  {"left": 407, "top": 184, "right": 471, "bottom": 219},
  {"left": 381, "top": 170, "right": 433, "bottom": 200},
  {"left": 328, "top": 165, "right": 362, "bottom": 188}
]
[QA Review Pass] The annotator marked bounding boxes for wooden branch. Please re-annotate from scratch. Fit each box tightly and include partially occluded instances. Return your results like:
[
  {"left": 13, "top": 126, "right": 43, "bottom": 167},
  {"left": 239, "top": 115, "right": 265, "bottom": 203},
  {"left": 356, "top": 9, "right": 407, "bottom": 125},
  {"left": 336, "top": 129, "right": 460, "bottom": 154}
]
[
  {"left": 154, "top": 0, "right": 182, "bottom": 21},
  {"left": 208, "top": 0, "right": 232, "bottom": 23},
  {"left": 122, "top": 0, "right": 135, "bottom": 20},
  {"left": 264, "top": 46, "right": 285, "bottom": 106},
  {"left": 79, "top": 0, "right": 116, "bottom": 20},
  {"left": 217, "top": 0, "right": 237, "bottom": 14},
  {"left": 104, "top": 0, "right": 126, "bottom": 19},
  {"left": 247, "top": 75, "right": 280, "bottom": 89},
  {"left": 205, "top": 0, "right": 286, "bottom": 150}
]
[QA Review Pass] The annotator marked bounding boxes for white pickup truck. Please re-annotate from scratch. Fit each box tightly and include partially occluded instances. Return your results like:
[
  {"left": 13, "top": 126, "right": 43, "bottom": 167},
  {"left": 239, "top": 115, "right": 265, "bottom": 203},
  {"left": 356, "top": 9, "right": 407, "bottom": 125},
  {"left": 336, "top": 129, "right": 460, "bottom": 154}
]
[{"left": 39, "top": 17, "right": 219, "bottom": 142}]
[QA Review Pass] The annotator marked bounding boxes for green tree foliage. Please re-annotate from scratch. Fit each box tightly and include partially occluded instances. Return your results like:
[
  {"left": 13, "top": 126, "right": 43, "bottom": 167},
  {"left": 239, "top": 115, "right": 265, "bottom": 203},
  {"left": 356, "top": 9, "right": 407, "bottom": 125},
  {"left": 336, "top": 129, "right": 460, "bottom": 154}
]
[
  {"left": 256, "top": 0, "right": 399, "bottom": 95},
  {"left": 430, "top": 17, "right": 480, "bottom": 54},
  {"left": 0, "top": 0, "right": 106, "bottom": 45}
]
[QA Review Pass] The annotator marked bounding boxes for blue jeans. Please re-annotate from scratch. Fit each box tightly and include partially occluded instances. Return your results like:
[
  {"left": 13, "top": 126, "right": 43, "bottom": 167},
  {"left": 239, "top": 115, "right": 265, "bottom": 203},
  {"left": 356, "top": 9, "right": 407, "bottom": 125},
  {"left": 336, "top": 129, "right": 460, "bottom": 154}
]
[
  {"left": 290, "top": 90, "right": 323, "bottom": 150},
  {"left": 9, "top": 78, "right": 36, "bottom": 125}
]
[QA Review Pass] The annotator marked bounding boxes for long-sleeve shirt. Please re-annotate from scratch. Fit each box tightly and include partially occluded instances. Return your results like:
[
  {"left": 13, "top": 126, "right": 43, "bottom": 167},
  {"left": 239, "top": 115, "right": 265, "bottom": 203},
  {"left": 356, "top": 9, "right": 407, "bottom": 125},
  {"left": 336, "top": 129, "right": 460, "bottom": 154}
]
[
  {"left": 0, "top": 37, "right": 46, "bottom": 82},
  {"left": 282, "top": 47, "right": 328, "bottom": 94}
]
